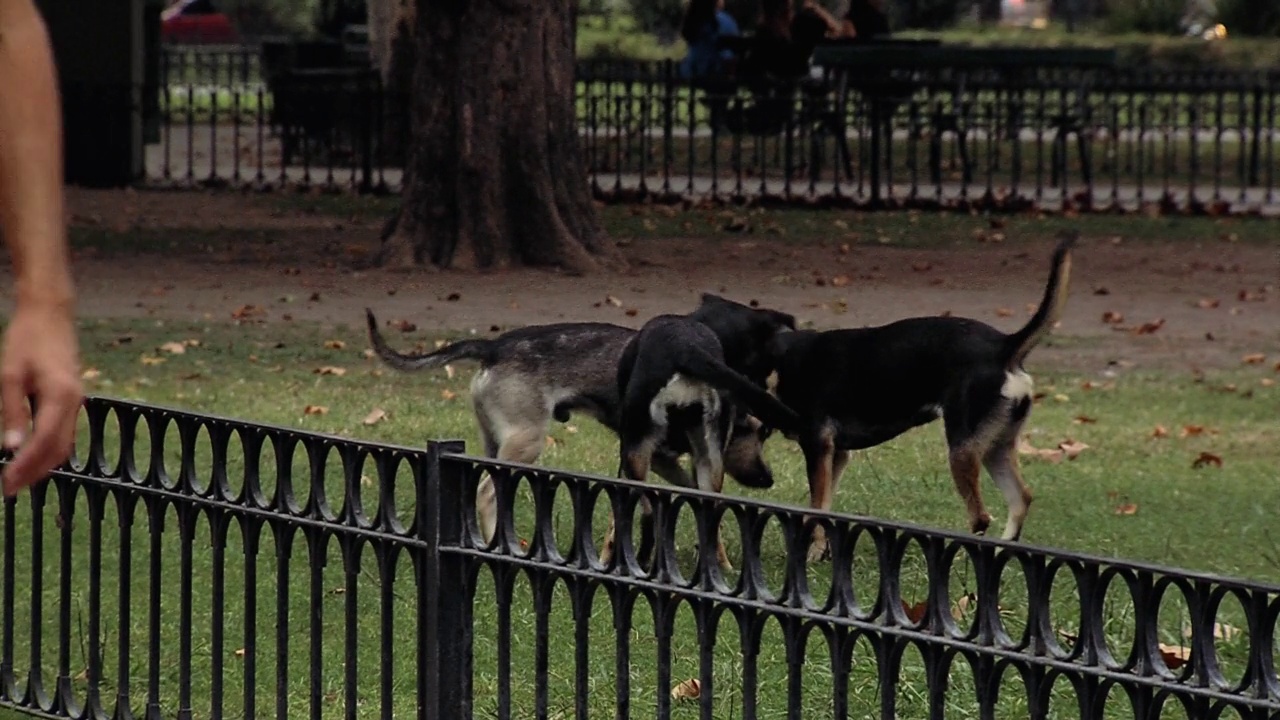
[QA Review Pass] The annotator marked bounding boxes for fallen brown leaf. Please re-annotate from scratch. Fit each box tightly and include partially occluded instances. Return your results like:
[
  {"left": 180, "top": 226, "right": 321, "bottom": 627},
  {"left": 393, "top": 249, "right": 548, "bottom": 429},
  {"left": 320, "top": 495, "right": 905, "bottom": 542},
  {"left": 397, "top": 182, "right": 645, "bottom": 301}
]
[
  {"left": 325, "top": 339, "right": 347, "bottom": 350},
  {"left": 81, "top": 368, "right": 101, "bottom": 380},
  {"left": 1133, "top": 318, "right": 1166, "bottom": 335},
  {"left": 1192, "top": 451, "right": 1223, "bottom": 469},
  {"left": 362, "top": 408, "right": 387, "bottom": 426},
  {"left": 314, "top": 366, "right": 347, "bottom": 377},
  {"left": 1059, "top": 440, "right": 1089, "bottom": 459},
  {"left": 1196, "top": 298, "right": 1220, "bottom": 309},
  {"left": 1151, "top": 425, "right": 1169, "bottom": 438},
  {"left": 393, "top": 319, "right": 417, "bottom": 333},
  {"left": 444, "top": 364, "right": 456, "bottom": 379},
  {"left": 1101, "top": 310, "right": 1124, "bottom": 325},
  {"left": 1017, "top": 438, "right": 1064, "bottom": 463},
  {"left": 995, "top": 307, "right": 1014, "bottom": 318},
  {"left": 1182, "top": 622, "right": 1242, "bottom": 643},
  {"left": 951, "top": 593, "right": 977, "bottom": 621},
  {"left": 671, "top": 678, "right": 701, "bottom": 701},
  {"left": 159, "top": 341, "right": 186, "bottom": 355},
  {"left": 1072, "top": 415, "right": 1097, "bottom": 425},
  {"left": 1114, "top": 503, "right": 1138, "bottom": 516},
  {"left": 1242, "top": 353, "right": 1266, "bottom": 365},
  {"left": 1179, "top": 425, "right": 1217, "bottom": 438},
  {"left": 234, "top": 648, "right": 246, "bottom": 658},
  {"left": 1159, "top": 643, "right": 1190, "bottom": 669},
  {"left": 830, "top": 274, "right": 851, "bottom": 287},
  {"left": 440, "top": 389, "right": 457, "bottom": 401},
  {"left": 231, "top": 304, "right": 265, "bottom": 320},
  {"left": 605, "top": 295, "right": 623, "bottom": 308},
  {"left": 303, "top": 405, "right": 328, "bottom": 416},
  {"left": 901, "top": 599, "right": 928, "bottom": 624},
  {"left": 140, "top": 356, "right": 165, "bottom": 366},
  {"left": 1262, "top": 378, "right": 1276, "bottom": 387}
]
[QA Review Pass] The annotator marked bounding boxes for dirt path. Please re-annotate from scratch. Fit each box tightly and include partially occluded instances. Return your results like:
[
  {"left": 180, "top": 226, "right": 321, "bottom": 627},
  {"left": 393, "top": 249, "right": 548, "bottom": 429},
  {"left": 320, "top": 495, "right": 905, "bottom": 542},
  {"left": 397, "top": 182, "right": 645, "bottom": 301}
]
[{"left": 4, "top": 189, "right": 1278, "bottom": 374}]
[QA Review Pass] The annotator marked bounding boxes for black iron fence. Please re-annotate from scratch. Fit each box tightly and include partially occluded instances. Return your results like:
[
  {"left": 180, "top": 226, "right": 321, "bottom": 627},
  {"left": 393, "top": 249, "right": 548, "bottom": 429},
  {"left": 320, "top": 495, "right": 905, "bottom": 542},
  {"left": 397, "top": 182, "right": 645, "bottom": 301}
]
[
  {"left": 2, "top": 397, "right": 1280, "bottom": 719},
  {"left": 146, "top": 44, "right": 1280, "bottom": 215}
]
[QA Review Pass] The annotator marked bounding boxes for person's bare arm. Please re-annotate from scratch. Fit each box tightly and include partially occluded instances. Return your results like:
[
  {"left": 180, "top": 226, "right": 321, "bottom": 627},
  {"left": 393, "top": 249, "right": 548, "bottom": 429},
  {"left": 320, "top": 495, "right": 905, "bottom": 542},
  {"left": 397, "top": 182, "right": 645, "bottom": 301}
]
[
  {"left": 0, "top": 0, "right": 72, "bottom": 305},
  {"left": 0, "top": 0, "right": 82, "bottom": 495},
  {"left": 801, "top": 0, "right": 846, "bottom": 37}
]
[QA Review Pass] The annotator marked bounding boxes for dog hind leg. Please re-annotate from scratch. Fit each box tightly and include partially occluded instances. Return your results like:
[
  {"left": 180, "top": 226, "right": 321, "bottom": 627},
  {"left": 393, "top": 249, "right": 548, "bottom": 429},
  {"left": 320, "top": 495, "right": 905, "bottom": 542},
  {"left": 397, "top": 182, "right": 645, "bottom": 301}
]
[
  {"left": 984, "top": 438, "right": 1033, "bottom": 541},
  {"left": 948, "top": 447, "right": 992, "bottom": 535},
  {"left": 684, "top": 418, "right": 732, "bottom": 572},
  {"left": 602, "top": 434, "right": 659, "bottom": 568}
]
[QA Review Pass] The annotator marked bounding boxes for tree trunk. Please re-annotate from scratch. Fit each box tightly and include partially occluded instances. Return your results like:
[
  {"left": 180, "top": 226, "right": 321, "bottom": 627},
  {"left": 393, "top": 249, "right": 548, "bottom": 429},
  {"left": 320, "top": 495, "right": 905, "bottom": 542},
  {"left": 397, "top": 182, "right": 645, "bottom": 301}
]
[{"left": 377, "top": 0, "right": 622, "bottom": 274}]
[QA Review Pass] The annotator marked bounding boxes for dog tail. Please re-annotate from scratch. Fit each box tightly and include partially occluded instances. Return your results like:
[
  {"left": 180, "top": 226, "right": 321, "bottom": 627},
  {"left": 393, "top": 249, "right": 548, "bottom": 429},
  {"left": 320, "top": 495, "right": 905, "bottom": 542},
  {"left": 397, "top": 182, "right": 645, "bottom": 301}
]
[
  {"left": 676, "top": 350, "right": 800, "bottom": 433},
  {"left": 1002, "top": 231, "right": 1077, "bottom": 369},
  {"left": 365, "top": 308, "right": 494, "bottom": 372}
]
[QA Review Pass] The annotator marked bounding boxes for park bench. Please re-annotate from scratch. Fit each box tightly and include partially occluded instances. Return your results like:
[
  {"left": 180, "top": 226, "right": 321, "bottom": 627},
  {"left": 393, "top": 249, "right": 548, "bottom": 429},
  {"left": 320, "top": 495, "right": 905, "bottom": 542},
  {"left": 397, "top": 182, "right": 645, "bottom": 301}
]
[
  {"left": 261, "top": 39, "right": 375, "bottom": 167},
  {"left": 812, "top": 44, "right": 1118, "bottom": 203}
]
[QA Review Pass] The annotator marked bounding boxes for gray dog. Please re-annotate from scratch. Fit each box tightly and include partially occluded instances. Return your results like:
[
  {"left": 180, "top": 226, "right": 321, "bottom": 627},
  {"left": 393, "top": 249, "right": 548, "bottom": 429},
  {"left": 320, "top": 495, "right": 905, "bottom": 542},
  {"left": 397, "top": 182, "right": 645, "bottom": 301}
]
[{"left": 365, "top": 294, "right": 792, "bottom": 546}]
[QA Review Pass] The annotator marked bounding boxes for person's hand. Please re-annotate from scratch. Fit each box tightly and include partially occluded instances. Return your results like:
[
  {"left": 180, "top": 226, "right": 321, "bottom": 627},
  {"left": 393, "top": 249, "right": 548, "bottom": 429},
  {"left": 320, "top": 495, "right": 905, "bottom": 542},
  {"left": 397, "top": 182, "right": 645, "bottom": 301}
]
[{"left": 1, "top": 295, "right": 81, "bottom": 495}]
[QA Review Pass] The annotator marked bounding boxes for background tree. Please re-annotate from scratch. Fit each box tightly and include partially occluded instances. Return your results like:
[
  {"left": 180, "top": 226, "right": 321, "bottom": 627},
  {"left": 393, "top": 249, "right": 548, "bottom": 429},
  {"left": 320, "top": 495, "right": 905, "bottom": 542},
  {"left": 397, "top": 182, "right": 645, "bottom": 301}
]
[{"left": 372, "top": 0, "right": 622, "bottom": 273}]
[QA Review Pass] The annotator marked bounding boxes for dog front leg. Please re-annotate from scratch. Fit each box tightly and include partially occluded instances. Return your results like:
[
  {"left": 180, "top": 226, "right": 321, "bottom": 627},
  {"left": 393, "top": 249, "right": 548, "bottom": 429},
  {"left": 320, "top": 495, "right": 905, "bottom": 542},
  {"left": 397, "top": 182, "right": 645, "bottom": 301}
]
[{"left": 802, "top": 430, "right": 837, "bottom": 563}]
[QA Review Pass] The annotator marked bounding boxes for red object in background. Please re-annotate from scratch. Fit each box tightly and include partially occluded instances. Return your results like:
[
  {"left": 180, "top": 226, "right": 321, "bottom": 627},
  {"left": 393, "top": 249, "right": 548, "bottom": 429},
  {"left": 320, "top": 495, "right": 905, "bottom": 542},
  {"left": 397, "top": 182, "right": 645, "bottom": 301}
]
[{"left": 161, "top": 0, "right": 240, "bottom": 44}]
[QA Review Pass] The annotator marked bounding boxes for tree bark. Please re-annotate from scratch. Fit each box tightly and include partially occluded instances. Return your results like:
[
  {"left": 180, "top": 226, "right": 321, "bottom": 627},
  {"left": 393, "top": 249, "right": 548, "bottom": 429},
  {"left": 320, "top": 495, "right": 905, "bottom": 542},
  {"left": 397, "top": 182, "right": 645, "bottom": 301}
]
[{"left": 376, "top": 0, "right": 622, "bottom": 274}]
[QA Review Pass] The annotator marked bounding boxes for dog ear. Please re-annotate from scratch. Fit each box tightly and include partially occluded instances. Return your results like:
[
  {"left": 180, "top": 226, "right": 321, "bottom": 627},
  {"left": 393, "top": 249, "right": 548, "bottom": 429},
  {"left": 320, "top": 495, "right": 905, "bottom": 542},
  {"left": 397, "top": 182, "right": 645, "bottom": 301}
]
[{"left": 699, "top": 292, "right": 729, "bottom": 307}]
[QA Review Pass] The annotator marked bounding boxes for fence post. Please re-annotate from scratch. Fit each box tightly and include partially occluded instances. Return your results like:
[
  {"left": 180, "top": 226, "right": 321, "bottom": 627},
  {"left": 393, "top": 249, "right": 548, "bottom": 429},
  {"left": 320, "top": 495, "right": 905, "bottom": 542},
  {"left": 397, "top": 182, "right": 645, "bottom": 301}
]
[{"left": 421, "top": 439, "right": 471, "bottom": 720}]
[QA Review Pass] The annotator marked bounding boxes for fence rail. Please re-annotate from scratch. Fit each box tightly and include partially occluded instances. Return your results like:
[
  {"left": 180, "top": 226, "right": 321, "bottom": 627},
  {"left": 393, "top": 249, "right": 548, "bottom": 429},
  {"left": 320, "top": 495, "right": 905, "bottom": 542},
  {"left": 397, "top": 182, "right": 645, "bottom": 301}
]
[
  {"left": 140, "top": 44, "right": 1280, "bottom": 215},
  {"left": 1, "top": 397, "right": 1279, "bottom": 719}
]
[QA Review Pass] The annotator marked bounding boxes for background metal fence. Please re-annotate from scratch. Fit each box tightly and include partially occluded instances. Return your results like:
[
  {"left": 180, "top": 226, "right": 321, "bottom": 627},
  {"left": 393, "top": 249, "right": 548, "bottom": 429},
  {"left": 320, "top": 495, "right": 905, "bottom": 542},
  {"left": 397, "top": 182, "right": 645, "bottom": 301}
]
[
  {"left": 147, "top": 44, "right": 1280, "bottom": 215},
  {"left": 2, "top": 397, "right": 1280, "bottom": 719}
]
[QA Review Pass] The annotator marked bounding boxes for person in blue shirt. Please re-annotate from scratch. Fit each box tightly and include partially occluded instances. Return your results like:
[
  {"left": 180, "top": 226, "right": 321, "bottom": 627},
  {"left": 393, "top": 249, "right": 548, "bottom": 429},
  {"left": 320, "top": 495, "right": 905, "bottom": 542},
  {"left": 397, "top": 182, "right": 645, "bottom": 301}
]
[
  {"left": 679, "top": 0, "right": 741, "bottom": 80},
  {"left": 678, "top": 0, "right": 741, "bottom": 131}
]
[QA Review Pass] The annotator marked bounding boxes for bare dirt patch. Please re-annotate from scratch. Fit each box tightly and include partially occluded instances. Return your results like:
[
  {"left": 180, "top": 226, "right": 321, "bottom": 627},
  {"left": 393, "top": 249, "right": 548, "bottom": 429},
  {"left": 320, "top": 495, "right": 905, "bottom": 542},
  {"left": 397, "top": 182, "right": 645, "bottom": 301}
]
[{"left": 4, "top": 189, "right": 1276, "bottom": 375}]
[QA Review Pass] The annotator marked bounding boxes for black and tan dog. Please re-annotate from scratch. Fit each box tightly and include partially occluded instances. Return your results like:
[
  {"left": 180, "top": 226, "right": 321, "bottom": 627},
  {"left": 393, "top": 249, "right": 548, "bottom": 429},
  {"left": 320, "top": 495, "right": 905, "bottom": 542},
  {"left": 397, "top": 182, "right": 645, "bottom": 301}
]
[
  {"left": 366, "top": 294, "right": 796, "bottom": 548},
  {"left": 768, "top": 233, "right": 1077, "bottom": 560},
  {"left": 603, "top": 310, "right": 801, "bottom": 570}
]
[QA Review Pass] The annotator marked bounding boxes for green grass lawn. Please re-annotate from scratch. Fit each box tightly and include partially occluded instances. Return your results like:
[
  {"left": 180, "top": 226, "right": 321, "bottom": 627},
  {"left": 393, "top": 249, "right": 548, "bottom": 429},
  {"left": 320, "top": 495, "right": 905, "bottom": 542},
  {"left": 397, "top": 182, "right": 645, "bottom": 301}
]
[{"left": 3, "top": 314, "right": 1278, "bottom": 719}]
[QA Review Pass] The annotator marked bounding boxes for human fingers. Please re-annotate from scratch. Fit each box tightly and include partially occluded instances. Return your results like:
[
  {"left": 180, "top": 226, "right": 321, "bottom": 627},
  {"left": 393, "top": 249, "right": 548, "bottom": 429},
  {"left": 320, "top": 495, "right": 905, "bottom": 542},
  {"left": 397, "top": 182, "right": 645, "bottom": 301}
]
[{"left": 2, "top": 372, "right": 79, "bottom": 496}]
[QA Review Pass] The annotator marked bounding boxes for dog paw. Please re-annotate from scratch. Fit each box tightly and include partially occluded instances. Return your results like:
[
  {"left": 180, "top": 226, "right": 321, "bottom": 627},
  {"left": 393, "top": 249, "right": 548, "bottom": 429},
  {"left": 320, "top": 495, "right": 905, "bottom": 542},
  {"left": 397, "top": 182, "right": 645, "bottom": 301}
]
[
  {"left": 971, "top": 513, "right": 992, "bottom": 536},
  {"left": 806, "top": 539, "right": 831, "bottom": 564}
]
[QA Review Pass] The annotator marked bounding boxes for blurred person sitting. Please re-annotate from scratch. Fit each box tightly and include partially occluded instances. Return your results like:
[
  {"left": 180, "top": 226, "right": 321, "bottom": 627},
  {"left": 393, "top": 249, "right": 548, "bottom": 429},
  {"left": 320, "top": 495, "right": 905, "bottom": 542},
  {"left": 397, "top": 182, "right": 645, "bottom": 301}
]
[
  {"left": 678, "top": 0, "right": 741, "bottom": 80},
  {"left": 678, "top": 0, "right": 742, "bottom": 130},
  {"left": 840, "top": 0, "right": 891, "bottom": 39}
]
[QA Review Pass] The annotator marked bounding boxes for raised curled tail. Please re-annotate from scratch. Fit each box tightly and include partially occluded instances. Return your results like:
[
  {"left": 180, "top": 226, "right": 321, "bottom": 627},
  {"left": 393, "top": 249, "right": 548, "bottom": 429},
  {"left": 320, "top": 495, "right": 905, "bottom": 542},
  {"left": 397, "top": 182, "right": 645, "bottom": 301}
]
[
  {"left": 1003, "top": 231, "right": 1077, "bottom": 370},
  {"left": 365, "top": 308, "right": 493, "bottom": 372},
  {"left": 676, "top": 350, "right": 800, "bottom": 433}
]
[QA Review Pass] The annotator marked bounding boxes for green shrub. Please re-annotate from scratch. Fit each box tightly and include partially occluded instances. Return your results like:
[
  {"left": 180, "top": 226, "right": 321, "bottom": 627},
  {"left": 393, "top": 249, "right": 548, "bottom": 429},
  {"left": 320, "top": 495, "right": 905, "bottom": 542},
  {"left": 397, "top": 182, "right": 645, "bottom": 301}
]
[
  {"left": 1103, "top": 0, "right": 1185, "bottom": 35},
  {"left": 1214, "top": 0, "right": 1280, "bottom": 37}
]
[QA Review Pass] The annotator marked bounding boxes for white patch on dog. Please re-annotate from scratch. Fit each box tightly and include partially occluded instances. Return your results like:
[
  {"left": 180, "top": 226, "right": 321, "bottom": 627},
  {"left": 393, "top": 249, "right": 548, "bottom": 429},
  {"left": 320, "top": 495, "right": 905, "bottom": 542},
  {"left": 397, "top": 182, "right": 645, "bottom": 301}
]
[
  {"left": 650, "top": 373, "right": 718, "bottom": 426},
  {"left": 1000, "top": 370, "right": 1034, "bottom": 401}
]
